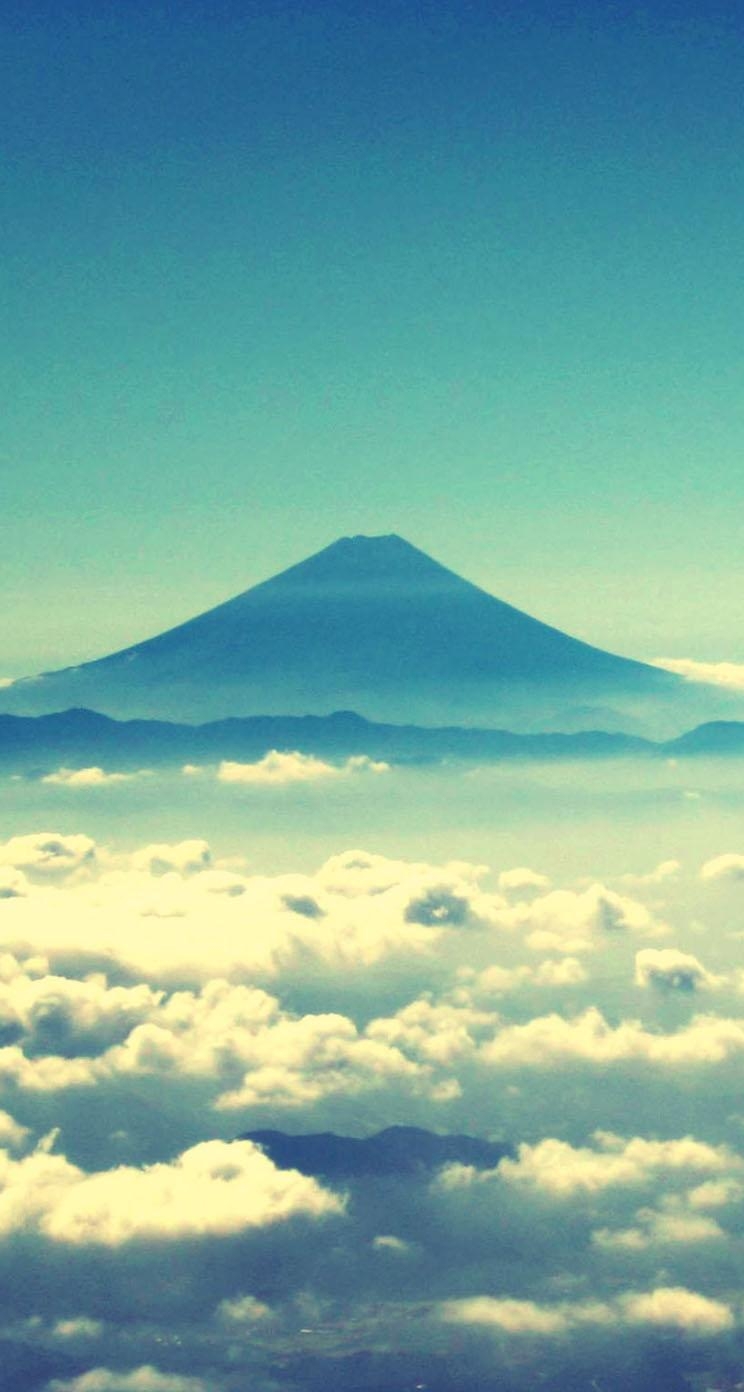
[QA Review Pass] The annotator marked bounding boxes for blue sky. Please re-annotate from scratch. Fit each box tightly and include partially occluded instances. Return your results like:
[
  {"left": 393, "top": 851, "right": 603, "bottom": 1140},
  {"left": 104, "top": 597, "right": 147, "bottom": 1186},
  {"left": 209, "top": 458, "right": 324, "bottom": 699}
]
[{"left": 5, "top": 0, "right": 744, "bottom": 672}]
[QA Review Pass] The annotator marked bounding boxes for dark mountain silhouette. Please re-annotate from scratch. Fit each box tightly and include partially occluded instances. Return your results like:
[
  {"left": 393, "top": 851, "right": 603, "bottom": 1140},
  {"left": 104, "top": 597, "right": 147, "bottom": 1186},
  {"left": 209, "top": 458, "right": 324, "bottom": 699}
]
[
  {"left": 240, "top": 1125, "right": 511, "bottom": 1177},
  {"left": 1, "top": 704, "right": 741, "bottom": 774},
  {"left": 0, "top": 534, "right": 685, "bottom": 728},
  {"left": 0, "top": 705, "right": 658, "bottom": 774}
]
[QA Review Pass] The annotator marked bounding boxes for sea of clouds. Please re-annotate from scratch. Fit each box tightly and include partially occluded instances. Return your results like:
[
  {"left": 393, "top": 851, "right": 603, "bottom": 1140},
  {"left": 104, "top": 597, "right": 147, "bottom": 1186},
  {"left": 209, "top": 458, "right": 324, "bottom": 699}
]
[{"left": 2, "top": 786, "right": 744, "bottom": 1390}]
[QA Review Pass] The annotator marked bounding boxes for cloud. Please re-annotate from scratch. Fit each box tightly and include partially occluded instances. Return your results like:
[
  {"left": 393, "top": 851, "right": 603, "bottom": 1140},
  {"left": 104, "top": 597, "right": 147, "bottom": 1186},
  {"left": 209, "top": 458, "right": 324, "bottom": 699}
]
[
  {"left": 497, "top": 883, "right": 667, "bottom": 955},
  {"left": 0, "top": 866, "right": 29, "bottom": 898},
  {"left": 701, "top": 853, "right": 744, "bottom": 883},
  {"left": 619, "top": 1286, "right": 734, "bottom": 1333},
  {"left": 41, "top": 768, "right": 149, "bottom": 788},
  {"left": 0, "top": 833, "right": 96, "bottom": 878},
  {"left": 621, "top": 859, "right": 681, "bottom": 886},
  {"left": 130, "top": 841, "right": 212, "bottom": 876},
  {"left": 440, "top": 1286, "right": 734, "bottom": 1336},
  {"left": 634, "top": 948, "right": 722, "bottom": 993},
  {"left": 0, "top": 1137, "right": 343, "bottom": 1245},
  {"left": 468, "top": 1132, "right": 735, "bottom": 1197},
  {"left": 593, "top": 1204, "right": 724, "bottom": 1250},
  {"left": 47, "top": 1370, "right": 210, "bottom": 1392},
  {"left": 52, "top": 1317, "right": 104, "bottom": 1338},
  {"left": 497, "top": 867, "right": 550, "bottom": 893},
  {"left": 217, "top": 751, "right": 389, "bottom": 786},
  {"left": 481, "top": 1006, "right": 744, "bottom": 1068},
  {"left": 216, "top": 1293, "right": 271, "bottom": 1323},
  {"left": 652, "top": 656, "right": 744, "bottom": 691}
]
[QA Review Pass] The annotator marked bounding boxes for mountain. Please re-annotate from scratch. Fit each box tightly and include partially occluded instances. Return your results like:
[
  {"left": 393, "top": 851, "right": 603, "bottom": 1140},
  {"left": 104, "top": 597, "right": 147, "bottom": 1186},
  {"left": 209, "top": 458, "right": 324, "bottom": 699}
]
[
  {"left": 239, "top": 1125, "right": 512, "bottom": 1178},
  {"left": 0, "top": 534, "right": 689, "bottom": 728},
  {"left": 665, "top": 721, "right": 744, "bottom": 756},
  {"left": 0, "top": 706, "right": 657, "bottom": 774}
]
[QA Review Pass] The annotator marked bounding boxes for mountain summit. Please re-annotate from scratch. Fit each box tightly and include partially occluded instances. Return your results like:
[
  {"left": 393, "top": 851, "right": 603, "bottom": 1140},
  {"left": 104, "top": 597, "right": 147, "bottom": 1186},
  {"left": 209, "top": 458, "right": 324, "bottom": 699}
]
[{"left": 2, "top": 534, "right": 682, "bottom": 727}]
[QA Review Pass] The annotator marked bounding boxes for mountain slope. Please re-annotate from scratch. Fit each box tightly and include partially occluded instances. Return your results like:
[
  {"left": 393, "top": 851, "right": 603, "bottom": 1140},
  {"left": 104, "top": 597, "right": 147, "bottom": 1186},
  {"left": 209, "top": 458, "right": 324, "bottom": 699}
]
[{"left": 1, "top": 534, "right": 681, "bottom": 725}]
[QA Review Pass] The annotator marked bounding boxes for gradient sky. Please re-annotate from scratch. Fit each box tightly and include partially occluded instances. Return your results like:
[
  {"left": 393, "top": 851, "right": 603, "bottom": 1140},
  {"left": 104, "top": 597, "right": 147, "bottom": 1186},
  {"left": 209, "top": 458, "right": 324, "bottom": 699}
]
[{"left": 4, "top": 0, "right": 744, "bottom": 673}]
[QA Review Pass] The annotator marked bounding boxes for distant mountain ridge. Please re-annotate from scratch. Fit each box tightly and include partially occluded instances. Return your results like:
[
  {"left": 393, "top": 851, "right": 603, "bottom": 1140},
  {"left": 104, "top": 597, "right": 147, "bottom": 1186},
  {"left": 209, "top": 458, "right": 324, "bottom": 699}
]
[
  {"left": 0, "top": 704, "right": 740, "bottom": 775},
  {"left": 240, "top": 1125, "right": 512, "bottom": 1177},
  {"left": 0, "top": 533, "right": 686, "bottom": 729}
]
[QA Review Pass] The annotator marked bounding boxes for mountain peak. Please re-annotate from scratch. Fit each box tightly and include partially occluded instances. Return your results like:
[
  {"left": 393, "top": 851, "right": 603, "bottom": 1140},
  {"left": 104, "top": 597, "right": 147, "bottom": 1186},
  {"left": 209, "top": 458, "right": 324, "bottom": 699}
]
[
  {"left": 270, "top": 532, "right": 456, "bottom": 592},
  {"left": 0, "top": 530, "right": 684, "bottom": 727}
]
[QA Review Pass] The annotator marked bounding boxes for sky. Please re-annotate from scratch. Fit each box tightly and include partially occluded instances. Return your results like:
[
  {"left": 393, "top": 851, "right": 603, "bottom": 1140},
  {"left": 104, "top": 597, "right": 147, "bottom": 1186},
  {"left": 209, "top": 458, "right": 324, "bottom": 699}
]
[
  {"left": 9, "top": 13, "right": 744, "bottom": 1386},
  {"left": 5, "top": 0, "right": 744, "bottom": 674}
]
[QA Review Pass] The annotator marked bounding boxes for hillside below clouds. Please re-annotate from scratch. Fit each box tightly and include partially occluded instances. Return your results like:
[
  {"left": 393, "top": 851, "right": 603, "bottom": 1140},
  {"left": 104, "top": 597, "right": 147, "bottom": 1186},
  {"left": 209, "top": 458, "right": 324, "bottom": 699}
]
[{"left": 0, "top": 534, "right": 708, "bottom": 732}]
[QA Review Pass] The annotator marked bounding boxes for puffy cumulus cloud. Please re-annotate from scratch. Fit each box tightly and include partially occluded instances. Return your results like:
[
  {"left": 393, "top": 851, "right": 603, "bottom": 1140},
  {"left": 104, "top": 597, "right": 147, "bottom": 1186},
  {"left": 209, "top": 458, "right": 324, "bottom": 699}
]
[
  {"left": 497, "top": 867, "right": 551, "bottom": 894},
  {"left": 621, "top": 859, "right": 681, "bottom": 887},
  {"left": 653, "top": 656, "right": 744, "bottom": 691},
  {"left": 593, "top": 1201, "right": 724, "bottom": 1250},
  {"left": 0, "top": 833, "right": 96, "bottom": 879},
  {"left": 216, "top": 1293, "right": 271, "bottom": 1324},
  {"left": 513, "top": 884, "right": 667, "bottom": 955},
  {"left": 481, "top": 1006, "right": 744, "bottom": 1068},
  {"left": 217, "top": 750, "right": 389, "bottom": 786},
  {"left": 634, "top": 948, "right": 722, "bottom": 993},
  {"left": 207, "top": 1000, "right": 428, "bottom": 1110},
  {"left": 130, "top": 841, "right": 212, "bottom": 876},
  {"left": 687, "top": 1178, "right": 744, "bottom": 1209},
  {"left": 701, "top": 853, "right": 744, "bottom": 883},
  {"left": 446, "top": 1132, "right": 735, "bottom": 1198},
  {"left": 457, "top": 956, "right": 588, "bottom": 1000},
  {"left": 0, "top": 974, "right": 432, "bottom": 1107},
  {"left": 47, "top": 1369, "right": 210, "bottom": 1391},
  {"left": 0, "top": 1137, "right": 342, "bottom": 1245},
  {"left": 315, "top": 848, "right": 490, "bottom": 901},
  {"left": 0, "top": 970, "right": 163, "bottom": 1057},
  {"left": 619, "top": 1286, "right": 734, "bottom": 1333},
  {"left": 366, "top": 996, "right": 493, "bottom": 1069},
  {"left": 440, "top": 1286, "right": 734, "bottom": 1336},
  {"left": 440, "top": 1294, "right": 582, "bottom": 1334},
  {"left": 0, "top": 844, "right": 454, "bottom": 984},
  {"left": 41, "top": 768, "right": 149, "bottom": 788}
]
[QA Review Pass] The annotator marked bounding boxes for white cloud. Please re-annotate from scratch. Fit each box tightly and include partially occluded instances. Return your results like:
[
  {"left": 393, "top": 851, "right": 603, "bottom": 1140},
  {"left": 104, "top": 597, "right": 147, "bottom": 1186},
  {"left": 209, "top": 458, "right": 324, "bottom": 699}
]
[
  {"left": 653, "top": 656, "right": 744, "bottom": 691},
  {"left": 130, "top": 841, "right": 212, "bottom": 876},
  {"left": 497, "top": 867, "right": 551, "bottom": 894},
  {"left": 217, "top": 751, "right": 389, "bottom": 786},
  {"left": 41, "top": 769, "right": 148, "bottom": 788},
  {"left": 216, "top": 1293, "right": 271, "bottom": 1324},
  {"left": 701, "top": 853, "right": 744, "bottom": 883},
  {"left": 440, "top": 1286, "right": 734, "bottom": 1336},
  {"left": 593, "top": 1204, "right": 724, "bottom": 1250},
  {"left": 0, "top": 1137, "right": 343, "bottom": 1245},
  {"left": 497, "top": 883, "right": 667, "bottom": 955},
  {"left": 619, "top": 1286, "right": 734, "bottom": 1332},
  {"left": 474, "top": 1133, "right": 735, "bottom": 1198},
  {"left": 0, "top": 867, "right": 29, "bottom": 898},
  {"left": 52, "top": 1318, "right": 104, "bottom": 1339},
  {"left": 482, "top": 1006, "right": 744, "bottom": 1068},
  {"left": 372, "top": 1234, "right": 411, "bottom": 1253},
  {"left": 0, "top": 833, "right": 96, "bottom": 878},
  {"left": 634, "top": 948, "right": 722, "bottom": 993},
  {"left": 47, "top": 1369, "right": 210, "bottom": 1392}
]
